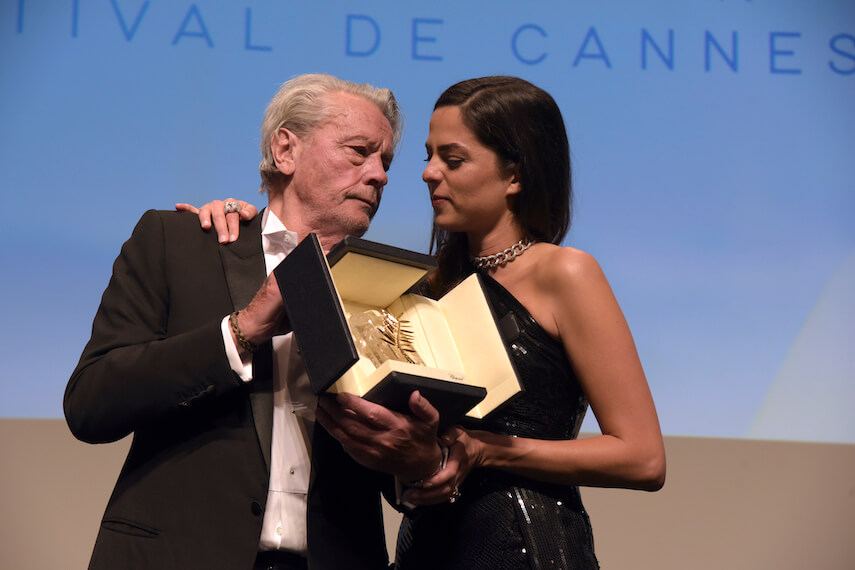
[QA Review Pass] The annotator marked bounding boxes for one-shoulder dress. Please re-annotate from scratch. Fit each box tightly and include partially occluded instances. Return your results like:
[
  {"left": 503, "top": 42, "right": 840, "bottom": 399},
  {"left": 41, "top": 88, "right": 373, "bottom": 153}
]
[{"left": 394, "top": 273, "right": 599, "bottom": 570}]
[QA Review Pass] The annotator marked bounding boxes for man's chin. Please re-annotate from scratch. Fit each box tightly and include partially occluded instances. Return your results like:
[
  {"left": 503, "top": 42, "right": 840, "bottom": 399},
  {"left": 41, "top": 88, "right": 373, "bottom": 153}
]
[
  {"left": 343, "top": 215, "right": 371, "bottom": 237},
  {"left": 327, "top": 205, "right": 373, "bottom": 238}
]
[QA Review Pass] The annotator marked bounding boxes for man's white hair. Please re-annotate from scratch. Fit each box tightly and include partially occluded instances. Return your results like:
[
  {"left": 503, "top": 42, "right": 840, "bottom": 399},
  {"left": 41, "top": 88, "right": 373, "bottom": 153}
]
[{"left": 259, "top": 74, "right": 403, "bottom": 192}]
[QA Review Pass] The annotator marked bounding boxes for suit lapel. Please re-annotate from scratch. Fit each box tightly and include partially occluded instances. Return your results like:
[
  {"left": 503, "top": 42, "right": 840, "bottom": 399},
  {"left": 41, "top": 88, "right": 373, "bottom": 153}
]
[
  {"left": 220, "top": 213, "right": 265, "bottom": 309},
  {"left": 218, "top": 213, "right": 274, "bottom": 472}
]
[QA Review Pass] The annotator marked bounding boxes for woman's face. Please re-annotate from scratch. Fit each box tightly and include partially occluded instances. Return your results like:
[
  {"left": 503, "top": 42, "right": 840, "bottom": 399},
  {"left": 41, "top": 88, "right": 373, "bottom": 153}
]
[{"left": 423, "top": 106, "right": 519, "bottom": 235}]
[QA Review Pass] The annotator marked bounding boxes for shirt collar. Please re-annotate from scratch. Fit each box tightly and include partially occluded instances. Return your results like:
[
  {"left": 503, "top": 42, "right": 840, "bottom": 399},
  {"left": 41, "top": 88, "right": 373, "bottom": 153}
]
[{"left": 261, "top": 208, "right": 298, "bottom": 257}]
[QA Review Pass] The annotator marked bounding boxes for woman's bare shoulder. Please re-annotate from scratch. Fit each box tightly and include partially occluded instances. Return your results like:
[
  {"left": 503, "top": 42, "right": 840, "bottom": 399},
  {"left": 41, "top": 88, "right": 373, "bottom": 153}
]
[{"left": 532, "top": 245, "right": 606, "bottom": 291}]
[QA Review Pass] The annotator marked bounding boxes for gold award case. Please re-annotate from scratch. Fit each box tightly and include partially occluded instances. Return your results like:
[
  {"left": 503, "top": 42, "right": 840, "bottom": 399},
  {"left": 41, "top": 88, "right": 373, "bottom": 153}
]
[{"left": 274, "top": 234, "right": 522, "bottom": 430}]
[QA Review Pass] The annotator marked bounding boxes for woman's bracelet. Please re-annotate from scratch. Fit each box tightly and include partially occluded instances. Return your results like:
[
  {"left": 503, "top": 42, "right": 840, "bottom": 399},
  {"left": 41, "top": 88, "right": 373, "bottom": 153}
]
[{"left": 406, "top": 446, "right": 449, "bottom": 489}]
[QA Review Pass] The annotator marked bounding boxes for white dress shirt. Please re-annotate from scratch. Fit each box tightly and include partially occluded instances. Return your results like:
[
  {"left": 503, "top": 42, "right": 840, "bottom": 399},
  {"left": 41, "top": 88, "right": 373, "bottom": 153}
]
[{"left": 220, "top": 209, "right": 316, "bottom": 555}]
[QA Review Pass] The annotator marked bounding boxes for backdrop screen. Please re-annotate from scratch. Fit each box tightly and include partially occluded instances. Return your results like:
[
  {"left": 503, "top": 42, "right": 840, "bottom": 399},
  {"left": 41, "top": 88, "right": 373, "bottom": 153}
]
[{"left": 2, "top": 0, "right": 853, "bottom": 443}]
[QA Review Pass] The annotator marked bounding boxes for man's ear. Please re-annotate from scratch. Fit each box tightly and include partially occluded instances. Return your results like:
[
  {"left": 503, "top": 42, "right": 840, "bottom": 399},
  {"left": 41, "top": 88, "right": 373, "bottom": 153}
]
[{"left": 271, "top": 128, "right": 298, "bottom": 176}]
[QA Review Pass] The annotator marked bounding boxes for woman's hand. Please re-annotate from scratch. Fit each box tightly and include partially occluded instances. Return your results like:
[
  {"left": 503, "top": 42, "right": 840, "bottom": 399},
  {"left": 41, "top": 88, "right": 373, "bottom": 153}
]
[
  {"left": 175, "top": 198, "right": 259, "bottom": 243},
  {"left": 401, "top": 426, "right": 485, "bottom": 507}
]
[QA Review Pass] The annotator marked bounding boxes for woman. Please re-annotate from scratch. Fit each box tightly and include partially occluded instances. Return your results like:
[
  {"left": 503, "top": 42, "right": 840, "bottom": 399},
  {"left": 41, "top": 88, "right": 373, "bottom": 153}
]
[{"left": 189, "top": 76, "right": 665, "bottom": 569}]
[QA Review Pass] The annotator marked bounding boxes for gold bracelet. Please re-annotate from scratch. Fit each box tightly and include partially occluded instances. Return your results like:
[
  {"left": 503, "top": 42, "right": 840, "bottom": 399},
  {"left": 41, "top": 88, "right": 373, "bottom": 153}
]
[{"left": 229, "top": 311, "right": 256, "bottom": 354}]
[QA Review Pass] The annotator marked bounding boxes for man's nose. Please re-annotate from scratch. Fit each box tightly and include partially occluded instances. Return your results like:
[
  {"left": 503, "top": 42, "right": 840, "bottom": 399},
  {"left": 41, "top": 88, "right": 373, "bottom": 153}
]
[{"left": 364, "top": 154, "right": 388, "bottom": 187}]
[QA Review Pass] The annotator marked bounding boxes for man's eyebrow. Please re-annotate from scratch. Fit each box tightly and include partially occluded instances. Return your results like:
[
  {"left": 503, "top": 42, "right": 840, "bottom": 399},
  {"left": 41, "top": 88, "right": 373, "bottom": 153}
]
[{"left": 342, "top": 135, "right": 376, "bottom": 146}]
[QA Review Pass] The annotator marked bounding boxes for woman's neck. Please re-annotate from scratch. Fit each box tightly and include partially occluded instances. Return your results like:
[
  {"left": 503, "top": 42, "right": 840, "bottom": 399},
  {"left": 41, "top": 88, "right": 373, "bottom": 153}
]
[{"left": 467, "top": 214, "right": 525, "bottom": 257}]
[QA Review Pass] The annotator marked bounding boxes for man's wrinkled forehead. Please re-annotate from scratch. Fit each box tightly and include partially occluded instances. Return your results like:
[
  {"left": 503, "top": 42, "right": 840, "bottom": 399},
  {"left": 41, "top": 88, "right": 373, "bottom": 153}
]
[
  {"left": 323, "top": 92, "right": 391, "bottom": 131},
  {"left": 321, "top": 94, "right": 395, "bottom": 159}
]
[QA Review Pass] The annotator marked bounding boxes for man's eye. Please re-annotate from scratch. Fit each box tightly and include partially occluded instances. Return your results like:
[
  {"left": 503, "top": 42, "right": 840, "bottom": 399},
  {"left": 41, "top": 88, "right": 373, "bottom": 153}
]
[{"left": 350, "top": 146, "right": 369, "bottom": 157}]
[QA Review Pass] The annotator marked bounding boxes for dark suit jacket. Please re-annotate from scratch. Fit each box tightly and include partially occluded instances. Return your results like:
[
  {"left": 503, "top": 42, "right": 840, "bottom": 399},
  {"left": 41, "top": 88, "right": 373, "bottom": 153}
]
[{"left": 65, "top": 210, "right": 389, "bottom": 570}]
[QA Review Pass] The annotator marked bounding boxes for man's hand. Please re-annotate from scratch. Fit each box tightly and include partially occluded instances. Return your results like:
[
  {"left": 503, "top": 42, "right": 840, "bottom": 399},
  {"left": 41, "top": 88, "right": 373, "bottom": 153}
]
[
  {"left": 316, "top": 390, "right": 443, "bottom": 483},
  {"left": 176, "top": 198, "right": 259, "bottom": 244},
  {"left": 231, "top": 273, "right": 290, "bottom": 351}
]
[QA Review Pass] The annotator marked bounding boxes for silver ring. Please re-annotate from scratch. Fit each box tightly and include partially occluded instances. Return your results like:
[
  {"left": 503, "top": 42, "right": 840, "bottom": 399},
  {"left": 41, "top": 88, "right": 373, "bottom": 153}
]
[
  {"left": 224, "top": 201, "right": 241, "bottom": 214},
  {"left": 448, "top": 487, "right": 461, "bottom": 504}
]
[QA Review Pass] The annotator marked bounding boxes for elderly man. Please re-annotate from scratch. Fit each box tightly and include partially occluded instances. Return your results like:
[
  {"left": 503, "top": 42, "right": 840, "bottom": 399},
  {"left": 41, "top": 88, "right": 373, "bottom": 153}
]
[{"left": 65, "top": 74, "right": 443, "bottom": 570}]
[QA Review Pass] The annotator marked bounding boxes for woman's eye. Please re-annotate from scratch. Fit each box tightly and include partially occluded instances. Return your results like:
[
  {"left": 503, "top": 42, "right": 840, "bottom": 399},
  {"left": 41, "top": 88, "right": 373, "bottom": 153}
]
[{"left": 424, "top": 153, "right": 463, "bottom": 168}]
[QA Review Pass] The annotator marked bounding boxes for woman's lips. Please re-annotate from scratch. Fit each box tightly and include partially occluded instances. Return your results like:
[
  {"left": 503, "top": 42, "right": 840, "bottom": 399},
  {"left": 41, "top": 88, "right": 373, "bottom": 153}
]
[{"left": 430, "top": 195, "right": 449, "bottom": 207}]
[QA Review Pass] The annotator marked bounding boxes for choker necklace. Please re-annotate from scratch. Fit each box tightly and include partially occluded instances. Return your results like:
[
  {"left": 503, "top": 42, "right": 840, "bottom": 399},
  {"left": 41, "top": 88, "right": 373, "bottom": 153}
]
[{"left": 472, "top": 238, "right": 534, "bottom": 270}]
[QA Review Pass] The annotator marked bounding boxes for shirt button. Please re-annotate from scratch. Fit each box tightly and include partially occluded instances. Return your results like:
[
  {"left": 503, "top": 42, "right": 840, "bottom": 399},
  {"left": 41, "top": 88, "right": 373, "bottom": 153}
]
[
  {"left": 251, "top": 501, "right": 263, "bottom": 516},
  {"left": 290, "top": 467, "right": 296, "bottom": 475},
  {"left": 276, "top": 525, "right": 283, "bottom": 536}
]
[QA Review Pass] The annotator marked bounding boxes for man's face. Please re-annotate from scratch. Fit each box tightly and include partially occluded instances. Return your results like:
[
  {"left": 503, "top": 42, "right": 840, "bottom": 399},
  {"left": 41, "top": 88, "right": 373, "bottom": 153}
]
[{"left": 288, "top": 92, "right": 394, "bottom": 240}]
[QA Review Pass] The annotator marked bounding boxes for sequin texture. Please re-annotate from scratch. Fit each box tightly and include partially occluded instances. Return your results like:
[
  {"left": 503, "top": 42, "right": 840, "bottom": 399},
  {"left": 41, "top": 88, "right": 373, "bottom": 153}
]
[{"left": 395, "top": 274, "right": 598, "bottom": 569}]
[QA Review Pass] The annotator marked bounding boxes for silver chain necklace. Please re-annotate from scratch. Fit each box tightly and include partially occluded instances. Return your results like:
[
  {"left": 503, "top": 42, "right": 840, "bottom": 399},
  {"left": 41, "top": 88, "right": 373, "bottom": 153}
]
[{"left": 472, "top": 238, "right": 534, "bottom": 269}]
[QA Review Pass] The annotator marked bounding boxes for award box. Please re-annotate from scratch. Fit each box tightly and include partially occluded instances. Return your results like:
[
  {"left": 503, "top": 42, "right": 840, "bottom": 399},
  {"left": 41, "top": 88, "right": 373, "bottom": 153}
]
[{"left": 274, "top": 234, "right": 521, "bottom": 429}]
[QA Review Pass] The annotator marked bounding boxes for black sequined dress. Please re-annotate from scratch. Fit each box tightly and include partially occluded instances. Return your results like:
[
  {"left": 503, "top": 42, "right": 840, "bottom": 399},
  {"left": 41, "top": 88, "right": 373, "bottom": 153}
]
[{"left": 394, "top": 273, "right": 599, "bottom": 570}]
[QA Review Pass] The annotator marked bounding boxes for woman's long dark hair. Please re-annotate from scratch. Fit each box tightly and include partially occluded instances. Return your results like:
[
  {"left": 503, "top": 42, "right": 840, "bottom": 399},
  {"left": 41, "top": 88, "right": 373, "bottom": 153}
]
[{"left": 428, "top": 76, "right": 572, "bottom": 296}]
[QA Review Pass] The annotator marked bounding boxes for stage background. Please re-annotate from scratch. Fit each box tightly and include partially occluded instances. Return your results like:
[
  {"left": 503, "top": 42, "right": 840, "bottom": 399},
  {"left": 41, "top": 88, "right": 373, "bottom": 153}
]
[
  {"left": 1, "top": 1, "right": 853, "bottom": 567},
  {"left": 2, "top": 420, "right": 854, "bottom": 569}
]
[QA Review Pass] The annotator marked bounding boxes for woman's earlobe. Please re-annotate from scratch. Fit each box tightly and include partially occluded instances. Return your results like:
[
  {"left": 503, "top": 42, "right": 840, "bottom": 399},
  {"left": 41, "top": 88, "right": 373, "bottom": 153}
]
[
  {"left": 506, "top": 167, "right": 523, "bottom": 196},
  {"left": 506, "top": 178, "right": 523, "bottom": 197}
]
